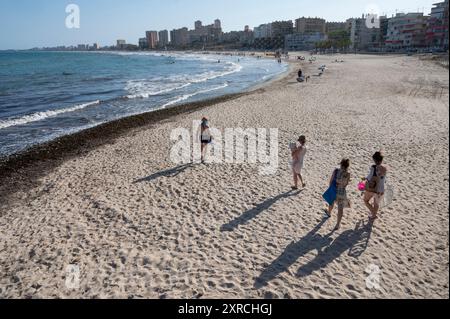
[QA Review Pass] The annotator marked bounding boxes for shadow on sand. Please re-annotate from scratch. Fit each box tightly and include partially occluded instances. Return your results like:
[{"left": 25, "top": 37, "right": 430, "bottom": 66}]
[
  {"left": 133, "top": 164, "right": 193, "bottom": 184},
  {"left": 254, "top": 219, "right": 374, "bottom": 288},
  {"left": 221, "top": 190, "right": 302, "bottom": 232}
]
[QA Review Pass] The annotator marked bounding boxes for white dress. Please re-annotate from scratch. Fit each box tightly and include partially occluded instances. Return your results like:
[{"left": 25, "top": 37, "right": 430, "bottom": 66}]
[{"left": 291, "top": 144, "right": 307, "bottom": 174}]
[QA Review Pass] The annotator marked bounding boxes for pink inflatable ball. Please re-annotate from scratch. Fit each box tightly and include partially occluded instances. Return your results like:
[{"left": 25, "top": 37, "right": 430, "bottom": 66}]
[{"left": 358, "top": 181, "right": 367, "bottom": 192}]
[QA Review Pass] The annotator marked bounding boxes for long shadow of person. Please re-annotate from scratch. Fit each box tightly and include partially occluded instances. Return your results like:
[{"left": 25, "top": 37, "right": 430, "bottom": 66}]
[
  {"left": 221, "top": 190, "right": 302, "bottom": 232},
  {"left": 348, "top": 219, "right": 374, "bottom": 258},
  {"left": 133, "top": 163, "right": 193, "bottom": 184},
  {"left": 296, "top": 220, "right": 374, "bottom": 278},
  {"left": 254, "top": 217, "right": 330, "bottom": 289}
]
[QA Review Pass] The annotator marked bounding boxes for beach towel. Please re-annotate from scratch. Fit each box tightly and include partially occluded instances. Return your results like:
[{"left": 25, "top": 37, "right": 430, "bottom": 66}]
[{"left": 323, "top": 169, "right": 338, "bottom": 206}]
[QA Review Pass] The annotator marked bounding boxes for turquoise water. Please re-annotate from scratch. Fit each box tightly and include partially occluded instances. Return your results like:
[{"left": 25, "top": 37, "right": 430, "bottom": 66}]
[{"left": 0, "top": 51, "right": 287, "bottom": 156}]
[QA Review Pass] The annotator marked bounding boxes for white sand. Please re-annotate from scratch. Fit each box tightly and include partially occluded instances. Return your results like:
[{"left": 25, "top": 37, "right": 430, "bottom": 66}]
[{"left": 0, "top": 54, "right": 448, "bottom": 299}]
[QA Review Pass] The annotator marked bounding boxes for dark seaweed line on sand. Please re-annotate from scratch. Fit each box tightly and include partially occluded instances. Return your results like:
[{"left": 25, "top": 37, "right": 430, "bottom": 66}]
[{"left": 0, "top": 90, "right": 259, "bottom": 207}]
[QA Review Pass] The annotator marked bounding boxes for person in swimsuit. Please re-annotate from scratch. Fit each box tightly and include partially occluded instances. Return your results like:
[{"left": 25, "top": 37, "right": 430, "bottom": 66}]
[
  {"left": 364, "top": 152, "right": 388, "bottom": 220},
  {"left": 200, "top": 117, "right": 212, "bottom": 163},
  {"left": 291, "top": 135, "right": 307, "bottom": 190}
]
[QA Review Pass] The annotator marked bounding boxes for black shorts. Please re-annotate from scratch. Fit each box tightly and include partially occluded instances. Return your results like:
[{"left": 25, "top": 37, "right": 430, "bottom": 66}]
[{"left": 201, "top": 139, "right": 212, "bottom": 144}]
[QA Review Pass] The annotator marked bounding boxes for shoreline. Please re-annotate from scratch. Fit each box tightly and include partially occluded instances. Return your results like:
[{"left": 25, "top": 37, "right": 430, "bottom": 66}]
[{"left": 0, "top": 63, "right": 296, "bottom": 207}]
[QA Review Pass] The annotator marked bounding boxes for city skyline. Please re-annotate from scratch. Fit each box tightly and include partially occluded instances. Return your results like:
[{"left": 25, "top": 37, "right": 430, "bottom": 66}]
[{"left": 0, "top": 0, "right": 440, "bottom": 50}]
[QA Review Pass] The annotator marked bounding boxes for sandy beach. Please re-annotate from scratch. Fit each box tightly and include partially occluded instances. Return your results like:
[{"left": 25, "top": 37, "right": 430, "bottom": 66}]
[{"left": 0, "top": 53, "right": 448, "bottom": 299}]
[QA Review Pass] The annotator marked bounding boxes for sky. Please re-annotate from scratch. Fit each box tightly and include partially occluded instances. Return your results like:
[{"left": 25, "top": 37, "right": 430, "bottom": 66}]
[{"left": 0, "top": 0, "right": 440, "bottom": 50}]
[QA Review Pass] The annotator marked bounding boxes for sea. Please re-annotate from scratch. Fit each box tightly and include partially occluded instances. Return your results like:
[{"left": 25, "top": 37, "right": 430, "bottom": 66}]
[{"left": 0, "top": 51, "right": 288, "bottom": 156}]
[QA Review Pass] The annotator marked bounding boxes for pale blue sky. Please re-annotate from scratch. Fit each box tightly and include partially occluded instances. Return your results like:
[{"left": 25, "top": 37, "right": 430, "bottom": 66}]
[{"left": 0, "top": 0, "right": 438, "bottom": 49}]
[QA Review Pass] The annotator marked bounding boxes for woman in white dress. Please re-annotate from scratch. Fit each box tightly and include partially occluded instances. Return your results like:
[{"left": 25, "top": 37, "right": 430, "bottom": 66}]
[{"left": 291, "top": 135, "right": 307, "bottom": 190}]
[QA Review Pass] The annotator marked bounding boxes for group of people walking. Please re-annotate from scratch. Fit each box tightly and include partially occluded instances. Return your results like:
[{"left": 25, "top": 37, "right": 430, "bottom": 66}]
[
  {"left": 290, "top": 135, "right": 388, "bottom": 231},
  {"left": 199, "top": 119, "right": 388, "bottom": 231}
]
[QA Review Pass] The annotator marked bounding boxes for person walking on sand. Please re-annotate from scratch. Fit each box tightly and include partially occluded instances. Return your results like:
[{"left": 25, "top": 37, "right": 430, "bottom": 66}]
[
  {"left": 364, "top": 151, "right": 388, "bottom": 220},
  {"left": 199, "top": 117, "right": 213, "bottom": 164},
  {"left": 290, "top": 136, "right": 307, "bottom": 190},
  {"left": 325, "top": 159, "right": 351, "bottom": 231}
]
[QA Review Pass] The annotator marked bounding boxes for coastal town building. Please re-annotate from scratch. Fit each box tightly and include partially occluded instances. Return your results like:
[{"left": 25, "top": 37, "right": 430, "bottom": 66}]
[
  {"left": 253, "top": 21, "right": 292, "bottom": 50},
  {"left": 146, "top": 31, "right": 158, "bottom": 49},
  {"left": 220, "top": 26, "right": 254, "bottom": 48},
  {"left": 170, "top": 27, "right": 189, "bottom": 47},
  {"left": 158, "top": 30, "right": 170, "bottom": 47},
  {"left": 254, "top": 24, "right": 273, "bottom": 39},
  {"left": 379, "top": 16, "right": 390, "bottom": 49},
  {"left": 116, "top": 40, "right": 126, "bottom": 49},
  {"left": 426, "top": 0, "right": 449, "bottom": 49},
  {"left": 285, "top": 32, "right": 327, "bottom": 51},
  {"left": 325, "top": 22, "right": 348, "bottom": 34},
  {"left": 214, "top": 19, "right": 222, "bottom": 30},
  {"left": 271, "top": 20, "right": 294, "bottom": 37},
  {"left": 138, "top": 38, "right": 148, "bottom": 49},
  {"left": 385, "top": 13, "right": 429, "bottom": 49},
  {"left": 185, "top": 19, "right": 223, "bottom": 46},
  {"left": 348, "top": 15, "right": 386, "bottom": 51},
  {"left": 295, "top": 17, "right": 326, "bottom": 34}
]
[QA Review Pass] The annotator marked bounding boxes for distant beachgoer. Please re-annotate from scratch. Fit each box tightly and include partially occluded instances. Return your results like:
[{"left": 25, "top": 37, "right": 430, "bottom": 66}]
[
  {"left": 364, "top": 152, "right": 388, "bottom": 220},
  {"left": 298, "top": 69, "right": 303, "bottom": 78},
  {"left": 199, "top": 117, "right": 213, "bottom": 163},
  {"left": 326, "top": 159, "right": 351, "bottom": 231},
  {"left": 290, "top": 136, "right": 307, "bottom": 190}
]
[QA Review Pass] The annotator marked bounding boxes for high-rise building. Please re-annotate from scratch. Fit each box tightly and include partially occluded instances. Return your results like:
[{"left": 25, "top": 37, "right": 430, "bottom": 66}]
[
  {"left": 254, "top": 24, "right": 273, "bottom": 39},
  {"left": 195, "top": 20, "right": 203, "bottom": 30},
  {"left": 186, "top": 19, "right": 224, "bottom": 45},
  {"left": 146, "top": 31, "right": 158, "bottom": 49},
  {"left": 158, "top": 30, "right": 169, "bottom": 46},
  {"left": 214, "top": 19, "right": 222, "bottom": 30},
  {"left": 295, "top": 17, "right": 326, "bottom": 34},
  {"left": 139, "top": 38, "right": 148, "bottom": 49},
  {"left": 385, "top": 13, "right": 429, "bottom": 49},
  {"left": 170, "top": 27, "right": 189, "bottom": 46},
  {"left": 116, "top": 40, "right": 126, "bottom": 49}
]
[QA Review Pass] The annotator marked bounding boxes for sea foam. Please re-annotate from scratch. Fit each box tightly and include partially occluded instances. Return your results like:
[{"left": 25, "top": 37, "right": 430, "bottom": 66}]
[{"left": 0, "top": 100, "right": 100, "bottom": 130}]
